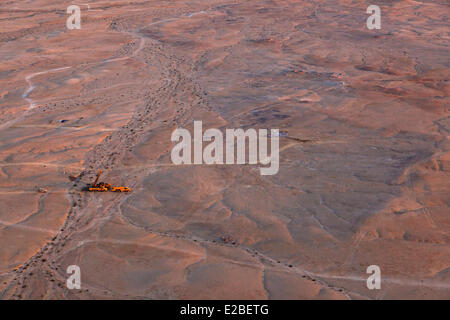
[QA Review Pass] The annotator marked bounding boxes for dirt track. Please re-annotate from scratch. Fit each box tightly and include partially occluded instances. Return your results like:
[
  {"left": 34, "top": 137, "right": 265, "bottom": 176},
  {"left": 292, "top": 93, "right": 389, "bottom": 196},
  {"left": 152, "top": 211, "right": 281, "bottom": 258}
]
[{"left": 0, "top": 0, "right": 449, "bottom": 299}]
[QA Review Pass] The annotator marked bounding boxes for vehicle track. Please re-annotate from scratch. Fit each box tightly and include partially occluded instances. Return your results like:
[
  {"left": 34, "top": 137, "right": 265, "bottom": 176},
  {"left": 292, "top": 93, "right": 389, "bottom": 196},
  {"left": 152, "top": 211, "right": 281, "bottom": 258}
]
[{"left": 1, "top": 19, "right": 205, "bottom": 298}]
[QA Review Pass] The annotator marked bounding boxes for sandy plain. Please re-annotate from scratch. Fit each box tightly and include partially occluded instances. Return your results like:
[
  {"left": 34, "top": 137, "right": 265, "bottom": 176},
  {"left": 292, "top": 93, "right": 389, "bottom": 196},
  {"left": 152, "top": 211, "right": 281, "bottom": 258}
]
[{"left": 0, "top": 0, "right": 449, "bottom": 299}]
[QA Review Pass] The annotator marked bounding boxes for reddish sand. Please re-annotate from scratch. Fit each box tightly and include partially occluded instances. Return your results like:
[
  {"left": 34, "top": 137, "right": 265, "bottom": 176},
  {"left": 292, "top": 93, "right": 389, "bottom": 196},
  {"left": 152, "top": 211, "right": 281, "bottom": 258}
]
[{"left": 0, "top": 0, "right": 448, "bottom": 299}]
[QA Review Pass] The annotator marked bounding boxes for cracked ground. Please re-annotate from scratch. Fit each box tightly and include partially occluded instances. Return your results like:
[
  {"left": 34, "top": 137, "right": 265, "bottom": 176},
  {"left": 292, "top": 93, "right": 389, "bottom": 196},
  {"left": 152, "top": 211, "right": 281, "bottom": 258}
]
[{"left": 0, "top": 0, "right": 449, "bottom": 299}]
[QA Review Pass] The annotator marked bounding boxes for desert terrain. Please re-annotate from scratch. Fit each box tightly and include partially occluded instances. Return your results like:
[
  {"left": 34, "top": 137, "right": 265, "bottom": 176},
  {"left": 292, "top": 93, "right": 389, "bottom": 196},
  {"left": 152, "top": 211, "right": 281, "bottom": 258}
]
[{"left": 0, "top": 0, "right": 449, "bottom": 299}]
